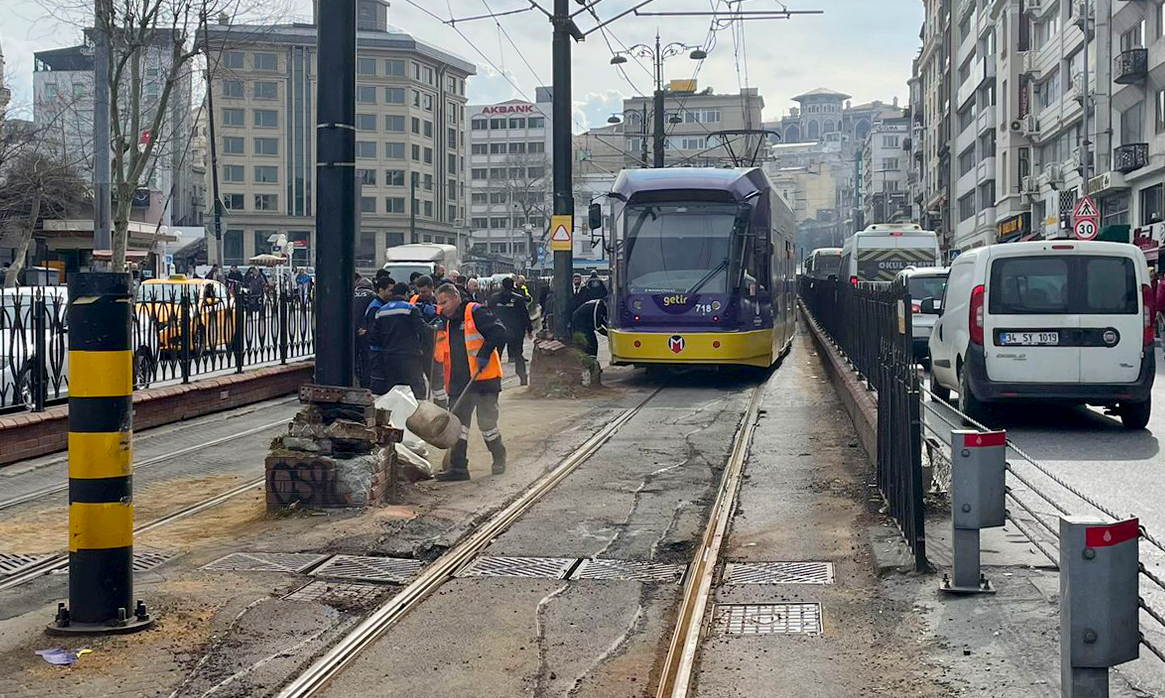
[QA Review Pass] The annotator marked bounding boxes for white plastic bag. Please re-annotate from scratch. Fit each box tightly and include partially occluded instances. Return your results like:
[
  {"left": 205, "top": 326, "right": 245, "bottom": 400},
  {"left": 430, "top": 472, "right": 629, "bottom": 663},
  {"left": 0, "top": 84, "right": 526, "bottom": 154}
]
[{"left": 373, "top": 386, "right": 429, "bottom": 457}]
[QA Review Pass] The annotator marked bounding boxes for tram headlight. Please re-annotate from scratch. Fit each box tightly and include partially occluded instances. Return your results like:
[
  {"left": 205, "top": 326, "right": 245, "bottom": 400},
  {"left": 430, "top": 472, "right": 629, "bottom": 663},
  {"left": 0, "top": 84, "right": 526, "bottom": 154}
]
[
  {"left": 711, "top": 300, "right": 721, "bottom": 311},
  {"left": 631, "top": 298, "right": 643, "bottom": 312}
]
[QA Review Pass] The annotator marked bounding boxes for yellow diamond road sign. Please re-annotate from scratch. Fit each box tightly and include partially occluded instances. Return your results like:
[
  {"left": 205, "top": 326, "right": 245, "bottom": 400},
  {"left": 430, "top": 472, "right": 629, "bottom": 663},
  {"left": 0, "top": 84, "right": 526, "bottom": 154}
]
[{"left": 550, "top": 215, "right": 573, "bottom": 251}]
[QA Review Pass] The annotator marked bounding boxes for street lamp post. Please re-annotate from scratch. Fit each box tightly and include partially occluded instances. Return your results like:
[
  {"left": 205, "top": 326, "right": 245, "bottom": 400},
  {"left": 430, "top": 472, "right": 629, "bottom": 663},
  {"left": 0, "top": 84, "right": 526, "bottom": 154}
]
[{"left": 610, "top": 34, "right": 707, "bottom": 168}]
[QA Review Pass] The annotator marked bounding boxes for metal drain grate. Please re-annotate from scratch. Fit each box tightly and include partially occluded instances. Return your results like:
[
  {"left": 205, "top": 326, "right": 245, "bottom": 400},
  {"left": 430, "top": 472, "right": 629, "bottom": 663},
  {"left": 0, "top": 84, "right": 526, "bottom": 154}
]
[
  {"left": 0, "top": 553, "right": 51, "bottom": 576},
  {"left": 723, "top": 561, "right": 835, "bottom": 585},
  {"left": 570, "top": 559, "right": 685, "bottom": 583},
  {"left": 284, "top": 581, "right": 388, "bottom": 607},
  {"left": 133, "top": 549, "right": 175, "bottom": 573},
  {"left": 310, "top": 555, "right": 424, "bottom": 584},
  {"left": 711, "top": 603, "right": 822, "bottom": 635},
  {"left": 201, "top": 552, "right": 330, "bottom": 574},
  {"left": 455, "top": 556, "right": 576, "bottom": 580}
]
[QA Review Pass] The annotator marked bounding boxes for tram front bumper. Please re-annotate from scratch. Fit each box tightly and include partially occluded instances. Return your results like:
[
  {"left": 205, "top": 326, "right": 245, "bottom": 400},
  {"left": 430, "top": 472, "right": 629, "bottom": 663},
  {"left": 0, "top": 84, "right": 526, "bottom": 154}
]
[{"left": 608, "top": 329, "right": 774, "bottom": 367}]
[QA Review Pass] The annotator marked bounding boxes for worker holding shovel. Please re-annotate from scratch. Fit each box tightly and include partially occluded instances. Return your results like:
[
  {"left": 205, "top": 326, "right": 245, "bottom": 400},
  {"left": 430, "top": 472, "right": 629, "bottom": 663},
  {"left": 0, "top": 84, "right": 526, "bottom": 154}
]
[{"left": 433, "top": 282, "right": 510, "bottom": 481}]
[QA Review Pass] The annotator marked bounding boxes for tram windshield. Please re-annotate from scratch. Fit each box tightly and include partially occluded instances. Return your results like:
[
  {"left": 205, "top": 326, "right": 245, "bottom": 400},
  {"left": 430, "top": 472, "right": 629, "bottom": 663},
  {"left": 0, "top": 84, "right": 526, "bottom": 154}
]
[{"left": 622, "top": 202, "right": 739, "bottom": 294}]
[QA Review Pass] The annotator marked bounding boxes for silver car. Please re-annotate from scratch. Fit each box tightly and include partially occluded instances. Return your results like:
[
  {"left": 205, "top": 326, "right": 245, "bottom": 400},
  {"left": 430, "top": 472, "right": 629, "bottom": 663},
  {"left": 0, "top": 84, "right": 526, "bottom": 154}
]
[{"left": 895, "top": 267, "right": 948, "bottom": 363}]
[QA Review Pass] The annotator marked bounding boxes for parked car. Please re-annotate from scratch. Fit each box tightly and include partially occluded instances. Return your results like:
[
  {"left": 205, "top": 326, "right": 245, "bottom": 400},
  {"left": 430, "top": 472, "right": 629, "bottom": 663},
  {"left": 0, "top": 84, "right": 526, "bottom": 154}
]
[
  {"left": 135, "top": 276, "right": 235, "bottom": 386},
  {"left": 0, "top": 286, "right": 69, "bottom": 410},
  {"left": 895, "top": 266, "right": 948, "bottom": 363},
  {"left": 925, "top": 241, "right": 1154, "bottom": 429}
]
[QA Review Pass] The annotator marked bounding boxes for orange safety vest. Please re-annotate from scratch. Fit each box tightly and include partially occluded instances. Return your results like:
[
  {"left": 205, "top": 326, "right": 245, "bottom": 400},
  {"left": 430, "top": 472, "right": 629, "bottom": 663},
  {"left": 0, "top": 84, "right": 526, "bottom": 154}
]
[{"left": 440, "top": 302, "right": 502, "bottom": 385}]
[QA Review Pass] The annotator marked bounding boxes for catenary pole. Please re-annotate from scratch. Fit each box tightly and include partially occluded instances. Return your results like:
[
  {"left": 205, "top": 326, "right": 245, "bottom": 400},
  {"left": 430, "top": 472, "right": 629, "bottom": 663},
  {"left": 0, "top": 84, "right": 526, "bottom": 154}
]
[
  {"left": 93, "top": 0, "right": 112, "bottom": 264},
  {"left": 314, "top": 0, "right": 356, "bottom": 385},
  {"left": 551, "top": 0, "right": 574, "bottom": 338}
]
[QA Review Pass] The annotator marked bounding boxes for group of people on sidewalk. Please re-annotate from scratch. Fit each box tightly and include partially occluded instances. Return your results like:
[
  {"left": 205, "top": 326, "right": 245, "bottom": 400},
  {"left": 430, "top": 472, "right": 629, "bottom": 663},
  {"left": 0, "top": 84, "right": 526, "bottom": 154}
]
[{"left": 351, "top": 266, "right": 536, "bottom": 481}]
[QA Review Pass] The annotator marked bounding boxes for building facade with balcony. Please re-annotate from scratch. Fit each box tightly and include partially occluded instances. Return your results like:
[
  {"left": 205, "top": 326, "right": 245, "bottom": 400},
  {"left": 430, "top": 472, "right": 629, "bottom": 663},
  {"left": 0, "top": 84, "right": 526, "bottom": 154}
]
[
  {"left": 909, "top": 0, "right": 955, "bottom": 253},
  {"left": 201, "top": 1, "right": 474, "bottom": 272},
  {"left": 467, "top": 89, "right": 553, "bottom": 267}
]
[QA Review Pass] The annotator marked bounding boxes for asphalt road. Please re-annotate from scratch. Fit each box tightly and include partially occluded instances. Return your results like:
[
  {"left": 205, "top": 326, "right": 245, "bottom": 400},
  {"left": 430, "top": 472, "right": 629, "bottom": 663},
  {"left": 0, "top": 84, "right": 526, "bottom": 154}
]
[{"left": 921, "top": 348, "right": 1165, "bottom": 696}]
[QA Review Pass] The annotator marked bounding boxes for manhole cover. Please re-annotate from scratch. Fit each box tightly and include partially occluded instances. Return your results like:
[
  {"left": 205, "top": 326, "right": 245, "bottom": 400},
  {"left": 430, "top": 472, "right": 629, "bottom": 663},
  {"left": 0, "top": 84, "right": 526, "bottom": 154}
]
[
  {"left": 724, "top": 561, "right": 834, "bottom": 585},
  {"left": 571, "top": 559, "right": 685, "bottom": 583},
  {"left": 455, "top": 556, "right": 576, "bottom": 580},
  {"left": 133, "top": 549, "right": 176, "bottom": 573},
  {"left": 310, "top": 555, "right": 424, "bottom": 584},
  {"left": 201, "top": 552, "right": 330, "bottom": 574},
  {"left": 712, "top": 603, "right": 822, "bottom": 635},
  {"left": 284, "top": 581, "right": 388, "bottom": 608},
  {"left": 0, "top": 553, "right": 50, "bottom": 577}
]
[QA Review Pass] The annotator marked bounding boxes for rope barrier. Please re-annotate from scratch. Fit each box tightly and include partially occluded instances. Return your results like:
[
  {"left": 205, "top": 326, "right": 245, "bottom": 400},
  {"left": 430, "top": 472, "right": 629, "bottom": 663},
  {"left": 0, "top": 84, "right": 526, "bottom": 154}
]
[
  {"left": 1140, "top": 597, "right": 1165, "bottom": 632},
  {"left": 1004, "top": 465, "right": 1073, "bottom": 517},
  {"left": 1004, "top": 490, "right": 1062, "bottom": 547},
  {"left": 1142, "top": 634, "right": 1165, "bottom": 664},
  {"left": 1141, "top": 563, "right": 1165, "bottom": 595},
  {"left": 1003, "top": 509, "right": 1060, "bottom": 568}
]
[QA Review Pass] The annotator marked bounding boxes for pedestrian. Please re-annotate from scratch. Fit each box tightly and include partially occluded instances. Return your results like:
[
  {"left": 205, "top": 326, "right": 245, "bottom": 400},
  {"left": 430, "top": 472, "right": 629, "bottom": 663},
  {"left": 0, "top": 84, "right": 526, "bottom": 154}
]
[
  {"left": 489, "top": 277, "right": 534, "bottom": 385},
  {"left": 408, "top": 271, "right": 422, "bottom": 290},
  {"left": 208, "top": 264, "right": 223, "bottom": 282},
  {"left": 433, "top": 263, "right": 448, "bottom": 284},
  {"left": 433, "top": 282, "right": 509, "bottom": 481},
  {"left": 368, "top": 281, "right": 427, "bottom": 398},
  {"left": 353, "top": 277, "right": 377, "bottom": 388},
  {"left": 584, "top": 270, "right": 607, "bottom": 302},
  {"left": 466, "top": 278, "right": 481, "bottom": 302},
  {"left": 409, "top": 275, "right": 442, "bottom": 398},
  {"left": 571, "top": 298, "right": 608, "bottom": 358},
  {"left": 227, "top": 265, "right": 244, "bottom": 286}
]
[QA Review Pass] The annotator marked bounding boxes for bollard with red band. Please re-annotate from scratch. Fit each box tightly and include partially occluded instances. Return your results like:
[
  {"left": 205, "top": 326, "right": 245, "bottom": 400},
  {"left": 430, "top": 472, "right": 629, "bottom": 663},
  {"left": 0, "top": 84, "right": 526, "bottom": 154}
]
[
  {"left": 940, "top": 429, "right": 1006, "bottom": 594},
  {"left": 1060, "top": 516, "right": 1140, "bottom": 698}
]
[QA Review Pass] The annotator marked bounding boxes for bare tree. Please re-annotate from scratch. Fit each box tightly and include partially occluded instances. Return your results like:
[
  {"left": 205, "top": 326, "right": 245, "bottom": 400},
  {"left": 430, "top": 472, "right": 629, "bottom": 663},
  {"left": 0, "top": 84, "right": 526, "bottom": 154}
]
[{"left": 0, "top": 151, "right": 91, "bottom": 288}]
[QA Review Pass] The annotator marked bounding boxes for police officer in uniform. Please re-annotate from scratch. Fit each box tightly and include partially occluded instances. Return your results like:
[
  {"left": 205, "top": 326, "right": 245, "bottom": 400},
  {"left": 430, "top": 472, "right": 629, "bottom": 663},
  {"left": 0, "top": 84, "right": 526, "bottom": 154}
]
[{"left": 433, "top": 283, "right": 509, "bottom": 481}]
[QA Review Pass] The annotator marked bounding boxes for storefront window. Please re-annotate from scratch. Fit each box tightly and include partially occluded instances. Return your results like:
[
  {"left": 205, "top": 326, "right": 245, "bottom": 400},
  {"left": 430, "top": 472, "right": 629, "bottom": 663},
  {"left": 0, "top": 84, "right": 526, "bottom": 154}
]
[
  {"left": 1140, "top": 184, "right": 1164, "bottom": 225},
  {"left": 1101, "top": 194, "right": 1130, "bottom": 227}
]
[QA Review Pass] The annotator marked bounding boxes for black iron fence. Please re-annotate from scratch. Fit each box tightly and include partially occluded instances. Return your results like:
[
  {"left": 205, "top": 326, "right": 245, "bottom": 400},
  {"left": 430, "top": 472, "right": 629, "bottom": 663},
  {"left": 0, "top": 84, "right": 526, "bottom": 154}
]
[
  {"left": 801, "top": 277, "right": 927, "bottom": 571},
  {"left": 1, "top": 282, "right": 315, "bottom": 413}
]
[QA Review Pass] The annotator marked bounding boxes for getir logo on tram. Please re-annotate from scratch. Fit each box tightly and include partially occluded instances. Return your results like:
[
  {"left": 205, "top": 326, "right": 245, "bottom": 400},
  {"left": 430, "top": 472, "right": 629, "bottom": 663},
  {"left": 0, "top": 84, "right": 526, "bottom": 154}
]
[{"left": 661, "top": 294, "right": 689, "bottom": 307}]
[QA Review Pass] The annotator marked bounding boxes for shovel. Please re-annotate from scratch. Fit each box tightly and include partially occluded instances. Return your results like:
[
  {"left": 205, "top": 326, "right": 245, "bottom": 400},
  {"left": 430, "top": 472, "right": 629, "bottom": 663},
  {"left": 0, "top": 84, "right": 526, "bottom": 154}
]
[{"left": 406, "top": 363, "right": 483, "bottom": 449}]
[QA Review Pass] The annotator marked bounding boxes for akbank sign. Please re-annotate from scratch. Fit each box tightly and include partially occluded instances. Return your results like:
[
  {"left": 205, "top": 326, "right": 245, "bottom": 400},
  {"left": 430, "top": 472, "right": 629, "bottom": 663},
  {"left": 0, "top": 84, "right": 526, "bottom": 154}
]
[{"left": 478, "top": 102, "right": 536, "bottom": 116}]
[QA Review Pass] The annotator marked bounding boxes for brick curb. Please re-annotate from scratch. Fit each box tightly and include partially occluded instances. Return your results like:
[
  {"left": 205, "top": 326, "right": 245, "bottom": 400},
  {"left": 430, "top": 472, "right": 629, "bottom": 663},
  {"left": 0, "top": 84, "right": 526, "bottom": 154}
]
[
  {"left": 798, "top": 303, "right": 879, "bottom": 467},
  {"left": 0, "top": 362, "right": 314, "bottom": 467}
]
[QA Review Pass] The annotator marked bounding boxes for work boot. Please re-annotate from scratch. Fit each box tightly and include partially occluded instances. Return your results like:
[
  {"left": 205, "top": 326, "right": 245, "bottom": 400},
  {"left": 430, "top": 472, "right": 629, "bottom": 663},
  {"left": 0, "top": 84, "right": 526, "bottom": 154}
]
[
  {"left": 487, "top": 438, "right": 507, "bottom": 475},
  {"left": 516, "top": 358, "right": 528, "bottom": 386},
  {"left": 437, "top": 440, "right": 470, "bottom": 481}
]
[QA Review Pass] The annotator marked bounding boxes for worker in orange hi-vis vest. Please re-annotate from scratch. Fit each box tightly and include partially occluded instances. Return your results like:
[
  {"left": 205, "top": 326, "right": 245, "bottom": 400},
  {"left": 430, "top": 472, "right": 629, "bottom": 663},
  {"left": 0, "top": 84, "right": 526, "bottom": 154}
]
[{"left": 433, "top": 282, "right": 510, "bottom": 481}]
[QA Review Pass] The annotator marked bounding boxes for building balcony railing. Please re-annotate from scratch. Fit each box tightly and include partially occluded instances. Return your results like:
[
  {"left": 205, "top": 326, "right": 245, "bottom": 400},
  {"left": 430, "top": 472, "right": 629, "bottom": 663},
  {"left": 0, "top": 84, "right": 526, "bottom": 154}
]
[
  {"left": 1114, "top": 48, "right": 1148, "bottom": 84},
  {"left": 1114, "top": 142, "right": 1149, "bottom": 173}
]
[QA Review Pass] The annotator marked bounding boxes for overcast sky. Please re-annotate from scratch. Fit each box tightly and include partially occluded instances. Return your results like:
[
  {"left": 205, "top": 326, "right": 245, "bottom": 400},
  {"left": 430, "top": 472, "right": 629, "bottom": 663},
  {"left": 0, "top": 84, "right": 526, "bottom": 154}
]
[{"left": 3, "top": 0, "right": 923, "bottom": 131}]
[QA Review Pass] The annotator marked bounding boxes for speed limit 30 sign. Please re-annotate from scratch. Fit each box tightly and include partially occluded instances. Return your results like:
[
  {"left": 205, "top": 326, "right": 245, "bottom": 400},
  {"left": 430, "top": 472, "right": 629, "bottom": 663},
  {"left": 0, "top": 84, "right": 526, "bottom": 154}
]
[{"left": 1074, "top": 217, "right": 1099, "bottom": 240}]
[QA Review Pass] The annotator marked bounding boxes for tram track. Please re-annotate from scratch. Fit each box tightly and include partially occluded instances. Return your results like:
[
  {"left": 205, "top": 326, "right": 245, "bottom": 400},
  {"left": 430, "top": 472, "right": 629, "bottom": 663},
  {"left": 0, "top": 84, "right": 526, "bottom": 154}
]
[
  {"left": 274, "top": 374, "right": 770, "bottom": 698},
  {"left": 0, "top": 376, "right": 521, "bottom": 513},
  {"left": 0, "top": 374, "right": 527, "bottom": 593}
]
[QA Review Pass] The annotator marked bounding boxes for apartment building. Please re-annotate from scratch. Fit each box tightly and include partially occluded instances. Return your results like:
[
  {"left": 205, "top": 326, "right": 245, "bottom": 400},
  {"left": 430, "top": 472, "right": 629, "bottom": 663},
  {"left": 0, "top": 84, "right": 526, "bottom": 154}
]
[
  {"left": 618, "top": 82, "right": 765, "bottom": 168},
  {"left": 909, "top": 0, "right": 953, "bottom": 244},
  {"left": 33, "top": 40, "right": 197, "bottom": 228},
  {"left": 467, "top": 88, "right": 552, "bottom": 264},
  {"left": 861, "top": 118, "right": 912, "bottom": 225},
  {"left": 201, "top": 1, "right": 474, "bottom": 271}
]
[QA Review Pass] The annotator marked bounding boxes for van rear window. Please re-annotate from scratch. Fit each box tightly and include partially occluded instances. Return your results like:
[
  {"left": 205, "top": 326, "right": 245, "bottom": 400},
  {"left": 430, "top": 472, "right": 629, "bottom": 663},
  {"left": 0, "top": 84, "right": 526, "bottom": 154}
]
[{"left": 989, "top": 255, "right": 1137, "bottom": 315}]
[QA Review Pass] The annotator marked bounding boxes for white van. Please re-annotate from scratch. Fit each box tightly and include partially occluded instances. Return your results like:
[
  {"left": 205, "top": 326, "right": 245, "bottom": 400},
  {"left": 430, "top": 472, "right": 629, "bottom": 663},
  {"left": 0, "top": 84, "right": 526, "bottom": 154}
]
[
  {"left": 804, "top": 247, "right": 842, "bottom": 280},
  {"left": 925, "top": 240, "right": 1155, "bottom": 429},
  {"left": 383, "top": 243, "right": 461, "bottom": 282},
  {"left": 840, "top": 224, "right": 940, "bottom": 284}
]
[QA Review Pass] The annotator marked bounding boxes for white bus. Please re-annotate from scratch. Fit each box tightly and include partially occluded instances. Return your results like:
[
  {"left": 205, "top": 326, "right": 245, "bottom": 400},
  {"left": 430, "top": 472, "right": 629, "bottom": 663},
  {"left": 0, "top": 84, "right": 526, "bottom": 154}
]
[{"left": 840, "top": 224, "right": 940, "bottom": 284}]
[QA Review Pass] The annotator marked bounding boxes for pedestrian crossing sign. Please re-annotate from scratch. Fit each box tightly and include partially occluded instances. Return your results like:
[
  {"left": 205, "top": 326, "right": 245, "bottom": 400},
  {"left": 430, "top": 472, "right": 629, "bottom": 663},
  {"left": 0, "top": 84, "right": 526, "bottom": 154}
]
[
  {"left": 1073, "top": 196, "right": 1099, "bottom": 219},
  {"left": 550, "top": 215, "right": 573, "bottom": 251}
]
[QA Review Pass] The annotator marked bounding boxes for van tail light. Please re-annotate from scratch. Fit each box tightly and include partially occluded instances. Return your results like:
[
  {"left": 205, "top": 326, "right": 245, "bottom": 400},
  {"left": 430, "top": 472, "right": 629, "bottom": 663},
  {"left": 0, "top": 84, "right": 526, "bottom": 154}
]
[
  {"left": 911, "top": 300, "right": 921, "bottom": 314},
  {"left": 850, "top": 275, "right": 859, "bottom": 286},
  {"left": 1143, "top": 283, "right": 1154, "bottom": 347},
  {"left": 969, "top": 284, "right": 986, "bottom": 345}
]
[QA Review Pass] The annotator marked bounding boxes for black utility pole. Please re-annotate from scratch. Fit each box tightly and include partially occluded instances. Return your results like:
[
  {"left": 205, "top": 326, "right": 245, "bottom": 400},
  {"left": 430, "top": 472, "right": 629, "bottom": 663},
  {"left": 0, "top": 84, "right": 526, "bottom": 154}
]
[
  {"left": 201, "top": 14, "right": 224, "bottom": 266},
  {"left": 652, "top": 34, "right": 666, "bottom": 168},
  {"left": 551, "top": 0, "right": 576, "bottom": 339},
  {"left": 315, "top": 0, "right": 356, "bottom": 386}
]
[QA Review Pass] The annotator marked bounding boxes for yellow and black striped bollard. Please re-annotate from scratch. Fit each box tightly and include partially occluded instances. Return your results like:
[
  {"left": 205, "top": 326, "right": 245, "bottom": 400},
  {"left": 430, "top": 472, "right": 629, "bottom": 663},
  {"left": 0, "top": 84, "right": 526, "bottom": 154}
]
[{"left": 50, "top": 272, "right": 152, "bottom": 634}]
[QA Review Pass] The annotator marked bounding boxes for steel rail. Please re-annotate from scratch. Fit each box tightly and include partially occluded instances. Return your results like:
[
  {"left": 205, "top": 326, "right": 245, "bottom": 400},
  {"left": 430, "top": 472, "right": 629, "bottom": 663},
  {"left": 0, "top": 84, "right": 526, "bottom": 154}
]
[
  {"left": 275, "top": 387, "right": 663, "bottom": 698},
  {"left": 655, "top": 382, "right": 767, "bottom": 698},
  {"left": 0, "top": 477, "right": 265, "bottom": 592},
  {"left": 0, "top": 420, "right": 288, "bottom": 512}
]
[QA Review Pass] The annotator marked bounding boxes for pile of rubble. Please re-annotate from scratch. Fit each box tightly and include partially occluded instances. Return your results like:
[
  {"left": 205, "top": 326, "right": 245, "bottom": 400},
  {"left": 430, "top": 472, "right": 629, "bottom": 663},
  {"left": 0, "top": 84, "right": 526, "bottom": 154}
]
[{"left": 265, "top": 384, "right": 404, "bottom": 511}]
